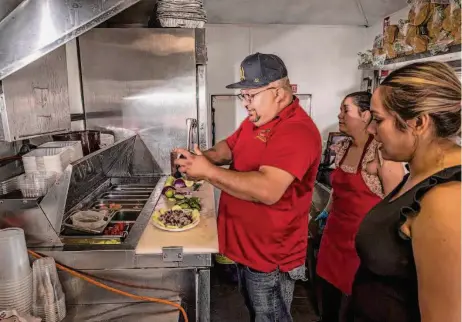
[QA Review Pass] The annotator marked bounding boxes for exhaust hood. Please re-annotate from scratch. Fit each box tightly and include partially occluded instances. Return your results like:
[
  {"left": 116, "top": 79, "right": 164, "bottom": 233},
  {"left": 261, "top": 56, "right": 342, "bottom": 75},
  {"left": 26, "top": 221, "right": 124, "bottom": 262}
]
[{"left": 0, "top": 0, "right": 141, "bottom": 80}]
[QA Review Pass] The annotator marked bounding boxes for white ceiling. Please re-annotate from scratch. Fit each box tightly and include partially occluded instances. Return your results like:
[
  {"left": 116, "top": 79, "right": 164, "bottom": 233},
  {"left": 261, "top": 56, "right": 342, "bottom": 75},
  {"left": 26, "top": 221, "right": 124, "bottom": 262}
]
[
  {"left": 0, "top": 0, "right": 406, "bottom": 28},
  {"left": 204, "top": 0, "right": 407, "bottom": 26}
]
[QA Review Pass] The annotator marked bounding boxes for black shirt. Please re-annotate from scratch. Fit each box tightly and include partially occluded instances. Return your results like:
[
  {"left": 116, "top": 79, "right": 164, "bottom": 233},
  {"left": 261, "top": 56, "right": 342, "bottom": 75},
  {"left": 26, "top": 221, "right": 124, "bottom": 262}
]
[{"left": 352, "top": 165, "right": 461, "bottom": 322}]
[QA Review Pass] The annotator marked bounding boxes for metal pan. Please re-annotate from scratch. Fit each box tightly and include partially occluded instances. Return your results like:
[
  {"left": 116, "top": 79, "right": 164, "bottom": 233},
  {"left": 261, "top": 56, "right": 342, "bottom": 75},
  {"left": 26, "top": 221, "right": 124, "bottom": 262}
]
[
  {"left": 97, "top": 193, "right": 150, "bottom": 200},
  {"left": 101, "top": 222, "right": 133, "bottom": 238},
  {"left": 111, "top": 184, "right": 156, "bottom": 191},
  {"left": 52, "top": 130, "right": 101, "bottom": 156},
  {"left": 91, "top": 203, "right": 145, "bottom": 211},
  {"left": 111, "top": 210, "right": 140, "bottom": 222},
  {"left": 62, "top": 210, "right": 116, "bottom": 235},
  {"left": 100, "top": 190, "right": 151, "bottom": 196},
  {"left": 61, "top": 236, "right": 122, "bottom": 245},
  {"left": 97, "top": 198, "right": 148, "bottom": 204}
]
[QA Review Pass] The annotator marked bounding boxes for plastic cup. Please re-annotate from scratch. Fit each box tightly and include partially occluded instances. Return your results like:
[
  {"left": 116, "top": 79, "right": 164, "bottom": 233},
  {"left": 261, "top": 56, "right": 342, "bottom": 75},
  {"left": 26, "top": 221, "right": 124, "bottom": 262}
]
[
  {"left": 0, "top": 228, "right": 31, "bottom": 281},
  {"left": 32, "top": 257, "right": 66, "bottom": 321}
]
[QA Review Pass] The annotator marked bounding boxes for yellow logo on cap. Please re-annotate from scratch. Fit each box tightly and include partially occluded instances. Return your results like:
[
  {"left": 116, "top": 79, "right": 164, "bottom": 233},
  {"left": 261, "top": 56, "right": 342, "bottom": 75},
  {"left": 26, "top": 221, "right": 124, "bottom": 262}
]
[
  {"left": 254, "top": 78, "right": 260, "bottom": 83},
  {"left": 240, "top": 67, "right": 245, "bottom": 81}
]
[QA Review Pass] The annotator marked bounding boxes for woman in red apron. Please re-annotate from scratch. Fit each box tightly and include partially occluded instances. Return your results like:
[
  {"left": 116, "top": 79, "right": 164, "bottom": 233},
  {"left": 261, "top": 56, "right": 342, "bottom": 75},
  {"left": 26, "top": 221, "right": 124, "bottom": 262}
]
[{"left": 316, "top": 92, "right": 404, "bottom": 322}]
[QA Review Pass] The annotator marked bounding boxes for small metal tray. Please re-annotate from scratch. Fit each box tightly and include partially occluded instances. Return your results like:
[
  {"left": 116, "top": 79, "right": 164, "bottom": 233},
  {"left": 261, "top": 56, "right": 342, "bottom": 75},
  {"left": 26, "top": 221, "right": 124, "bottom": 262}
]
[
  {"left": 110, "top": 184, "right": 156, "bottom": 191},
  {"left": 110, "top": 210, "right": 141, "bottom": 222},
  {"left": 61, "top": 236, "right": 122, "bottom": 245},
  {"left": 62, "top": 210, "right": 116, "bottom": 235},
  {"left": 100, "top": 190, "right": 151, "bottom": 196},
  {"left": 91, "top": 202, "right": 145, "bottom": 211},
  {"left": 97, "top": 192, "right": 150, "bottom": 200},
  {"left": 97, "top": 199, "right": 149, "bottom": 205},
  {"left": 100, "top": 222, "right": 134, "bottom": 238}
]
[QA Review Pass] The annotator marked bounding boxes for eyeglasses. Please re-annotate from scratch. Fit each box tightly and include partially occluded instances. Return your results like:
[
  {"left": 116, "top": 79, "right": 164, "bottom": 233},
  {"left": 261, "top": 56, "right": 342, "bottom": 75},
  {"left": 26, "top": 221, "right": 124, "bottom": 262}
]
[{"left": 237, "top": 87, "right": 276, "bottom": 102}]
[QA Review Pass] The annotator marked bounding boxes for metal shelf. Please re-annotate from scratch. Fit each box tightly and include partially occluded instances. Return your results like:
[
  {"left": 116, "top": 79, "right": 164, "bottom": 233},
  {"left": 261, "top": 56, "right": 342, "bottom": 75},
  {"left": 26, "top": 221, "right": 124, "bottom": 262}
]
[{"left": 359, "top": 44, "right": 461, "bottom": 71}]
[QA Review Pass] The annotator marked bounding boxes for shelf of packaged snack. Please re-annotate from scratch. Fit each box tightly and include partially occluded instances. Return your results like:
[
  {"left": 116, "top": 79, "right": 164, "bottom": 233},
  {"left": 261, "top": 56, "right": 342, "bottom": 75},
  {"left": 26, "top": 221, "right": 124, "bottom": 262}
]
[{"left": 358, "top": 44, "right": 461, "bottom": 70}]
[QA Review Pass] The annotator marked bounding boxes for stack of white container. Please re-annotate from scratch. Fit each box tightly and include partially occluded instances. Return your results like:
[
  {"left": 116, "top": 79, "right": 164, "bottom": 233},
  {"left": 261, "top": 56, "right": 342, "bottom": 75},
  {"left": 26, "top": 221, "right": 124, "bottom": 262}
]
[
  {"left": 0, "top": 228, "right": 33, "bottom": 315},
  {"left": 32, "top": 257, "right": 66, "bottom": 322},
  {"left": 19, "top": 141, "right": 83, "bottom": 198}
]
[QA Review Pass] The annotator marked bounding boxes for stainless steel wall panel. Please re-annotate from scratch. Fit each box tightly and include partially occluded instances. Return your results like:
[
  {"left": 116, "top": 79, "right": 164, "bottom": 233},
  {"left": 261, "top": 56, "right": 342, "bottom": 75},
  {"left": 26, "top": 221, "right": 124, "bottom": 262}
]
[
  {"left": 0, "top": 46, "right": 71, "bottom": 141},
  {"left": 79, "top": 28, "right": 198, "bottom": 174},
  {"left": 0, "top": 0, "right": 142, "bottom": 79}
]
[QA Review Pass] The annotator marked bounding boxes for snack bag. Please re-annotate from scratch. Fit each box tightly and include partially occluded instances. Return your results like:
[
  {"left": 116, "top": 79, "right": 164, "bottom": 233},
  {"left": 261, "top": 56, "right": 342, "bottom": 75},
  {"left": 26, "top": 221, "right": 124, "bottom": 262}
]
[
  {"left": 442, "top": 0, "right": 461, "bottom": 32},
  {"left": 384, "top": 42, "right": 397, "bottom": 59},
  {"left": 357, "top": 50, "right": 373, "bottom": 65},
  {"left": 398, "top": 19, "right": 411, "bottom": 40},
  {"left": 384, "top": 25, "right": 399, "bottom": 43},
  {"left": 428, "top": 30, "right": 455, "bottom": 53},
  {"left": 373, "top": 34, "right": 384, "bottom": 49},
  {"left": 410, "top": 34, "right": 430, "bottom": 53},
  {"left": 394, "top": 39, "right": 415, "bottom": 55},
  {"left": 427, "top": 1, "right": 449, "bottom": 39},
  {"left": 408, "top": 0, "right": 432, "bottom": 26}
]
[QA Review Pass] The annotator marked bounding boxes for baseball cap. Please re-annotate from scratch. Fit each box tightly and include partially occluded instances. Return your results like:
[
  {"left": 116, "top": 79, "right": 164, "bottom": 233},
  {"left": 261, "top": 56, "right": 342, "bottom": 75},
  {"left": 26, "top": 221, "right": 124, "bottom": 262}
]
[{"left": 226, "top": 52, "right": 288, "bottom": 89}]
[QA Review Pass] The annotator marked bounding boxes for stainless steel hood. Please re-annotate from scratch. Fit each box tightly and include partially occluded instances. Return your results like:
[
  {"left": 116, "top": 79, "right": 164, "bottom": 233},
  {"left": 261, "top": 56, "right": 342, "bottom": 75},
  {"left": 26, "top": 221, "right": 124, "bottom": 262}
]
[{"left": 0, "top": 0, "right": 142, "bottom": 80}]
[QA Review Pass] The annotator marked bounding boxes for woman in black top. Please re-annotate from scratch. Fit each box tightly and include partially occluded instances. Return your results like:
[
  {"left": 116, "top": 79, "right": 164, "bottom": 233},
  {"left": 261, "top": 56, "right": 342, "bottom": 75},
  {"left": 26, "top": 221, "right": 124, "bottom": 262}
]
[{"left": 351, "top": 61, "right": 461, "bottom": 322}]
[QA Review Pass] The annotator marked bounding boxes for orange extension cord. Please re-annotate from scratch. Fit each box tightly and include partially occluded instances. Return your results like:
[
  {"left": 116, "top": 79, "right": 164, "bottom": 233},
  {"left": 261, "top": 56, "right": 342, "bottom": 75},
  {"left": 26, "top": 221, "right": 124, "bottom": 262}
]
[{"left": 27, "top": 250, "right": 188, "bottom": 322}]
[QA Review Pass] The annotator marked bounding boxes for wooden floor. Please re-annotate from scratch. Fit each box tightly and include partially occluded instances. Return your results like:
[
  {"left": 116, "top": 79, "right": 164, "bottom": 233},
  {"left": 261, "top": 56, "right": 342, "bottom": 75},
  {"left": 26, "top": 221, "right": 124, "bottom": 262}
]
[{"left": 210, "top": 267, "right": 320, "bottom": 322}]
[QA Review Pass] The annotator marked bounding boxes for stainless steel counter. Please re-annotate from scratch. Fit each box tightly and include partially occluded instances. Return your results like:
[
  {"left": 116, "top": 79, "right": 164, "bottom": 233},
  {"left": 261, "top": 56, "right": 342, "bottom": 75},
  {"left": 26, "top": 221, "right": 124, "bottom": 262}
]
[
  {"left": 0, "top": 136, "right": 215, "bottom": 322},
  {"left": 37, "top": 177, "right": 216, "bottom": 322}
]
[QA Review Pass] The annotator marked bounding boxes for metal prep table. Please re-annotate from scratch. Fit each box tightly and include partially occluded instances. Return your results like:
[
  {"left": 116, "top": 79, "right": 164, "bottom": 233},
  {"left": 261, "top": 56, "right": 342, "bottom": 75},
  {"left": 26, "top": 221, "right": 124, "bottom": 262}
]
[{"left": 0, "top": 136, "right": 217, "bottom": 322}]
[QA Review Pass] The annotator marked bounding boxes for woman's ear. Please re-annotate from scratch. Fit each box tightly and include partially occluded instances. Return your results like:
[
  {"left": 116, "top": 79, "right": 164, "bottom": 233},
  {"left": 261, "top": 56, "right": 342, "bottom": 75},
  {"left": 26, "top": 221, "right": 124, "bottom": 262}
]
[
  {"left": 406, "top": 114, "right": 430, "bottom": 134},
  {"left": 361, "top": 110, "right": 372, "bottom": 124}
]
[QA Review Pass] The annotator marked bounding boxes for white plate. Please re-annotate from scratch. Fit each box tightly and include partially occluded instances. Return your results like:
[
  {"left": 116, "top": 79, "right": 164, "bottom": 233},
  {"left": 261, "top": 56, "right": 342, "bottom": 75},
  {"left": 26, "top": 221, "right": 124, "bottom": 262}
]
[{"left": 151, "top": 212, "right": 200, "bottom": 232}]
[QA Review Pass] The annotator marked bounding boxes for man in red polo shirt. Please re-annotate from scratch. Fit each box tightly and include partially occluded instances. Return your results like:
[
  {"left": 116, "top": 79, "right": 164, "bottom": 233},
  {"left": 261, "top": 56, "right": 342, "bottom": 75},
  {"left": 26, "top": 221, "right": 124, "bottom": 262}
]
[{"left": 175, "top": 52, "right": 321, "bottom": 321}]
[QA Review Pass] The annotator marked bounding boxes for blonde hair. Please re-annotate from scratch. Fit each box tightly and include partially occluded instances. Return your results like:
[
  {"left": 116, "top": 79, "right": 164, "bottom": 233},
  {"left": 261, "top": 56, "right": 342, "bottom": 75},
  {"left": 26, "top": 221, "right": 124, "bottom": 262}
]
[{"left": 380, "top": 61, "right": 461, "bottom": 138}]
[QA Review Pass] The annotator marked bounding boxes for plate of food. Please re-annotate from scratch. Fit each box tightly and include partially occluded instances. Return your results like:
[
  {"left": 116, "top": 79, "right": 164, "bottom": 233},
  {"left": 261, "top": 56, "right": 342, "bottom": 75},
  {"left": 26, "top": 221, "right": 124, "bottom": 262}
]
[{"left": 151, "top": 206, "right": 200, "bottom": 232}]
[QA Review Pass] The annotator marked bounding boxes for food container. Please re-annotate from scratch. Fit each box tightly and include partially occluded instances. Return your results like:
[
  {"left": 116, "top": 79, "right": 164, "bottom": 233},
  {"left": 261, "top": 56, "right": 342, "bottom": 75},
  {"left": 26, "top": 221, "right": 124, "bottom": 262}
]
[
  {"left": 38, "top": 141, "right": 83, "bottom": 163},
  {"left": 52, "top": 131, "right": 101, "bottom": 156},
  {"left": 0, "top": 174, "right": 21, "bottom": 195},
  {"left": 32, "top": 257, "right": 66, "bottom": 322},
  {"left": 22, "top": 148, "right": 72, "bottom": 174},
  {"left": 71, "top": 210, "right": 108, "bottom": 230},
  {"left": 62, "top": 209, "right": 115, "bottom": 235},
  {"left": 100, "top": 133, "right": 115, "bottom": 147},
  {"left": 18, "top": 172, "right": 58, "bottom": 198}
]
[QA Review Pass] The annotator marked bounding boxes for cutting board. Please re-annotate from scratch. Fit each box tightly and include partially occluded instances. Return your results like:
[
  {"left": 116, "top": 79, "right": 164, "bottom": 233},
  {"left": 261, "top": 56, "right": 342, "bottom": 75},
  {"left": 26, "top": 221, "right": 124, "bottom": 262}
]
[{"left": 135, "top": 182, "right": 219, "bottom": 255}]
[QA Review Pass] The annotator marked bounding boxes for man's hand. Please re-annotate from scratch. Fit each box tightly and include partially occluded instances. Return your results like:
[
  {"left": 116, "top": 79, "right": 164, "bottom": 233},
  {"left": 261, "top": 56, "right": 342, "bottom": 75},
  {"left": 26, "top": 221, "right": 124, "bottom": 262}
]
[{"left": 174, "top": 145, "right": 214, "bottom": 180}]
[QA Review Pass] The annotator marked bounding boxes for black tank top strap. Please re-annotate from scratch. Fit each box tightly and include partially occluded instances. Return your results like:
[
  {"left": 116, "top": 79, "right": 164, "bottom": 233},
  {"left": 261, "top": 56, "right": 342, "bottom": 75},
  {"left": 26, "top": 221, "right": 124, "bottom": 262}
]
[{"left": 398, "top": 165, "right": 461, "bottom": 240}]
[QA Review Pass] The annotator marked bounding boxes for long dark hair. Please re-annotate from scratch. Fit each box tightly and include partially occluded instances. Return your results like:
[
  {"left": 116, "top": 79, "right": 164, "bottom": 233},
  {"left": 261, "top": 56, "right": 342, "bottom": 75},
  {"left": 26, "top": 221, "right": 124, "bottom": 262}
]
[{"left": 344, "top": 91, "right": 372, "bottom": 112}]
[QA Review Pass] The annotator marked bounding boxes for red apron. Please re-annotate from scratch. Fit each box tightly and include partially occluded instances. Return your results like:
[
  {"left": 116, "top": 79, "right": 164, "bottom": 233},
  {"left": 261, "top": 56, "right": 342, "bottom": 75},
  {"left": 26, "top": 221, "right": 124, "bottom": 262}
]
[{"left": 316, "top": 136, "right": 382, "bottom": 295}]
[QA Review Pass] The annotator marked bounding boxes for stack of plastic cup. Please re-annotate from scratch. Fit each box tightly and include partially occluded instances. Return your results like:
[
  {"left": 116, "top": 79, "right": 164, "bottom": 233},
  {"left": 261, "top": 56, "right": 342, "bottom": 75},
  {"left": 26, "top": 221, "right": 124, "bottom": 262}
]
[
  {"left": 32, "top": 257, "right": 66, "bottom": 322},
  {"left": 0, "top": 228, "right": 33, "bottom": 315}
]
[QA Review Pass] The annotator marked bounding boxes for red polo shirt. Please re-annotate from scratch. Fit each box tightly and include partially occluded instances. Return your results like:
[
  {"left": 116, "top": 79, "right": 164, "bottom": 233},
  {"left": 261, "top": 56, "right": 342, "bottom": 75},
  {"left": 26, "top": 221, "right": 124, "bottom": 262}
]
[{"left": 217, "top": 97, "right": 321, "bottom": 273}]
